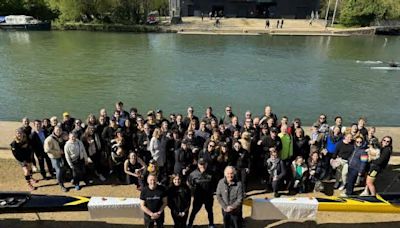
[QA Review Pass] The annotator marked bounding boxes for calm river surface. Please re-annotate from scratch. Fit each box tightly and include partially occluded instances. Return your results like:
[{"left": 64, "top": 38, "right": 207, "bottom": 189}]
[{"left": 0, "top": 31, "right": 399, "bottom": 125}]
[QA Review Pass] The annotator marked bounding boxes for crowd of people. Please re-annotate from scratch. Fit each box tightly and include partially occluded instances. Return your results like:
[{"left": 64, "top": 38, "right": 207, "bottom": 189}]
[{"left": 10, "top": 101, "right": 394, "bottom": 227}]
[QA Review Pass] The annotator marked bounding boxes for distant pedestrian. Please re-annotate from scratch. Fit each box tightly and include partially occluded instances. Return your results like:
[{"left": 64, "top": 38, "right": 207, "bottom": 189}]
[
  {"left": 276, "top": 20, "right": 280, "bottom": 28},
  {"left": 201, "top": 12, "right": 204, "bottom": 22},
  {"left": 281, "top": 19, "right": 284, "bottom": 28},
  {"left": 209, "top": 11, "right": 212, "bottom": 20},
  {"left": 214, "top": 11, "right": 218, "bottom": 19},
  {"left": 265, "top": 19, "right": 270, "bottom": 29}
]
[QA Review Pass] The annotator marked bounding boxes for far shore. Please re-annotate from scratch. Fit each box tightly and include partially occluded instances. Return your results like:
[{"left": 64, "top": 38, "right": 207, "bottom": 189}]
[
  {"left": 53, "top": 17, "right": 379, "bottom": 36},
  {"left": 1, "top": 120, "right": 399, "bottom": 164}
]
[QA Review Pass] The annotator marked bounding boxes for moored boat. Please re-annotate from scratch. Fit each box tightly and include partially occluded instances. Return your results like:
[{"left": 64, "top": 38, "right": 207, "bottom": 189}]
[{"left": 0, "top": 15, "right": 51, "bottom": 31}]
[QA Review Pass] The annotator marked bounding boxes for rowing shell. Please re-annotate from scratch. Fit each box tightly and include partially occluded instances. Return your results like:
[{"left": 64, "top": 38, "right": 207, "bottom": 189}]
[
  {"left": 1, "top": 192, "right": 399, "bottom": 219},
  {"left": 370, "top": 66, "right": 400, "bottom": 70}
]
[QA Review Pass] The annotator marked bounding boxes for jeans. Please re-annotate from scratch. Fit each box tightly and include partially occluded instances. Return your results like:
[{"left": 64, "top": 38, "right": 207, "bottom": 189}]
[
  {"left": 51, "top": 158, "right": 65, "bottom": 185},
  {"left": 346, "top": 167, "right": 359, "bottom": 195}
]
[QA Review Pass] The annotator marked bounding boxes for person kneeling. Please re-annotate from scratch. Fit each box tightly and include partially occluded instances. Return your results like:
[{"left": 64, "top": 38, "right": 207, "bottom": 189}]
[{"left": 266, "top": 149, "right": 286, "bottom": 197}]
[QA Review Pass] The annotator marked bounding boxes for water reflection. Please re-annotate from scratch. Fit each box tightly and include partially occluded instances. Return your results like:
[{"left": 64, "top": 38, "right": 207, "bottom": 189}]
[{"left": 8, "top": 32, "right": 30, "bottom": 44}]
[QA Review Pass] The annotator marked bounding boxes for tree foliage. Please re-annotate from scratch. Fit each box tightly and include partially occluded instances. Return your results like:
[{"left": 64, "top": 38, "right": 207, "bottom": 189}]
[
  {"left": 339, "top": 0, "right": 400, "bottom": 26},
  {"left": 0, "top": 0, "right": 168, "bottom": 24}
]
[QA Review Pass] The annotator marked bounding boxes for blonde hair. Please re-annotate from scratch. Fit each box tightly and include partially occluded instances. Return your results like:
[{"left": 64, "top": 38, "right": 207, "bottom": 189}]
[{"left": 152, "top": 128, "right": 161, "bottom": 139}]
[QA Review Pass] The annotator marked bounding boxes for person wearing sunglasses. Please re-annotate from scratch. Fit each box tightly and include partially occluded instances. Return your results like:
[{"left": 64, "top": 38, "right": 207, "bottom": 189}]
[
  {"left": 341, "top": 136, "right": 368, "bottom": 197},
  {"left": 363, "top": 136, "right": 393, "bottom": 196}
]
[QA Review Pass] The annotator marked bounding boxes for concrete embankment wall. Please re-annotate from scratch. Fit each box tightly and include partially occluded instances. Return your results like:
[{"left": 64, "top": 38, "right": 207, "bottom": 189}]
[{"left": 1, "top": 121, "right": 399, "bottom": 163}]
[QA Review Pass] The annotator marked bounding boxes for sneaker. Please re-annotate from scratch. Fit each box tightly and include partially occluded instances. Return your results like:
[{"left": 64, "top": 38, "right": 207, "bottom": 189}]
[
  {"left": 98, "top": 174, "right": 106, "bottom": 182},
  {"left": 32, "top": 166, "right": 38, "bottom": 173},
  {"left": 209, "top": 225, "right": 215, "bottom": 228},
  {"left": 294, "top": 180, "right": 300, "bottom": 189},
  {"left": 360, "top": 189, "right": 370, "bottom": 196},
  {"left": 333, "top": 181, "right": 341, "bottom": 189},
  {"left": 338, "top": 184, "right": 345, "bottom": 191},
  {"left": 75, "top": 185, "right": 81, "bottom": 191},
  {"left": 274, "top": 192, "right": 281, "bottom": 198},
  {"left": 60, "top": 185, "right": 69, "bottom": 192},
  {"left": 340, "top": 192, "right": 348, "bottom": 197}
]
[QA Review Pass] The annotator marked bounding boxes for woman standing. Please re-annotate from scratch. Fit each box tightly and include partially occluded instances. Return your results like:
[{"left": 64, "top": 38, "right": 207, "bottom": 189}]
[
  {"left": 363, "top": 136, "right": 392, "bottom": 196},
  {"left": 81, "top": 126, "right": 106, "bottom": 182},
  {"left": 10, "top": 128, "right": 38, "bottom": 191},
  {"left": 167, "top": 174, "right": 191, "bottom": 228},
  {"left": 150, "top": 128, "right": 166, "bottom": 170}
]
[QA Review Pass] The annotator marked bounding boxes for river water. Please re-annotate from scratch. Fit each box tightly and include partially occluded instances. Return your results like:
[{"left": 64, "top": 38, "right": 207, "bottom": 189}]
[{"left": 0, "top": 31, "right": 399, "bottom": 125}]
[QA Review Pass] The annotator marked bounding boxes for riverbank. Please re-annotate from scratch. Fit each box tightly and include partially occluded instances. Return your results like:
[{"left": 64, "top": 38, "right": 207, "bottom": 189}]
[
  {"left": 53, "top": 17, "right": 378, "bottom": 36},
  {"left": 1, "top": 119, "right": 400, "bottom": 227}
]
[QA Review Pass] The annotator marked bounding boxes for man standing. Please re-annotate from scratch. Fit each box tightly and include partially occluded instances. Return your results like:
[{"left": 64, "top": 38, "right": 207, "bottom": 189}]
[
  {"left": 216, "top": 166, "right": 244, "bottom": 228},
  {"left": 44, "top": 126, "right": 68, "bottom": 192},
  {"left": 31, "top": 119, "right": 54, "bottom": 180},
  {"left": 187, "top": 158, "right": 215, "bottom": 228},
  {"left": 140, "top": 174, "right": 168, "bottom": 228}
]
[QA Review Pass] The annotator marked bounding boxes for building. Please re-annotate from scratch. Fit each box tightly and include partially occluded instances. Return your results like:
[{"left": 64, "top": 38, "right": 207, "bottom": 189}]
[{"left": 179, "top": 0, "right": 320, "bottom": 19}]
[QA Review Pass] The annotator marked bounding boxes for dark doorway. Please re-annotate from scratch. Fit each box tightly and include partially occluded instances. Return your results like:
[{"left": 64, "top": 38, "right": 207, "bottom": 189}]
[
  {"left": 211, "top": 5, "right": 224, "bottom": 17},
  {"left": 187, "top": 5, "right": 194, "bottom": 16},
  {"left": 257, "top": 3, "right": 277, "bottom": 18}
]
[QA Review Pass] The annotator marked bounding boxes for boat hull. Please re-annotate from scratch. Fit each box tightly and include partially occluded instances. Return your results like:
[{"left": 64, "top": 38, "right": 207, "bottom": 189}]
[{"left": 0, "top": 22, "right": 51, "bottom": 31}]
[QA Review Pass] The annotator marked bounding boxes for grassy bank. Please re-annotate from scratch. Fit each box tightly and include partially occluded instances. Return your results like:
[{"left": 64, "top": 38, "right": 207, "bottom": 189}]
[{"left": 52, "top": 22, "right": 169, "bottom": 33}]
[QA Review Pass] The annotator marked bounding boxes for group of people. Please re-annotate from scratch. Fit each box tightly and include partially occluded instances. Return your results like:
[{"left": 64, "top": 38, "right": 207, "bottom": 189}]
[{"left": 10, "top": 101, "right": 394, "bottom": 227}]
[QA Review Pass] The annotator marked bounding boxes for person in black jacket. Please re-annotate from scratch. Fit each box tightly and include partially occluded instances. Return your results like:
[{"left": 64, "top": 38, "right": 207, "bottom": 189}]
[
  {"left": 333, "top": 133, "right": 354, "bottom": 190},
  {"left": 10, "top": 128, "right": 38, "bottom": 191},
  {"left": 364, "top": 136, "right": 392, "bottom": 196},
  {"left": 187, "top": 158, "right": 216, "bottom": 228},
  {"left": 30, "top": 120, "right": 54, "bottom": 180},
  {"left": 174, "top": 140, "right": 193, "bottom": 179},
  {"left": 168, "top": 174, "right": 191, "bottom": 228},
  {"left": 233, "top": 141, "right": 250, "bottom": 193}
]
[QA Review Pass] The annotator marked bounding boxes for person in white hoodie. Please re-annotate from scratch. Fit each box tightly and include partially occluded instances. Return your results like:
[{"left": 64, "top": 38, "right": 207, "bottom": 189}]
[{"left": 64, "top": 131, "right": 88, "bottom": 190}]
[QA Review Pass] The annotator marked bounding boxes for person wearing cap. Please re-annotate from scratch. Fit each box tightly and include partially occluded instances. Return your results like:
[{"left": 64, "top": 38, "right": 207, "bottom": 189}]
[
  {"left": 61, "top": 112, "right": 75, "bottom": 133},
  {"left": 216, "top": 166, "right": 244, "bottom": 228},
  {"left": 264, "top": 127, "right": 282, "bottom": 154},
  {"left": 187, "top": 158, "right": 216, "bottom": 228}
]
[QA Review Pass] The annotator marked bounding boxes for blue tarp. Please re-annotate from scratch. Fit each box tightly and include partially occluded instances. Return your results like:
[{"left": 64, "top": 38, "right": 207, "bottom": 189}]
[{"left": 0, "top": 16, "right": 5, "bottom": 23}]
